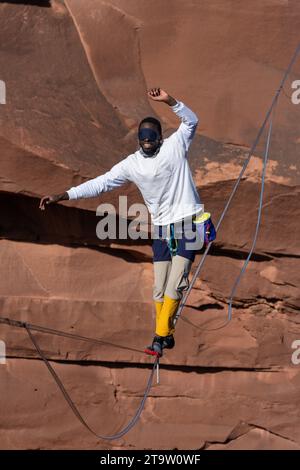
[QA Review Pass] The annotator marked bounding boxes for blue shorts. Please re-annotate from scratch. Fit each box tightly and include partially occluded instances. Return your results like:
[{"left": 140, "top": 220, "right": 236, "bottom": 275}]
[{"left": 152, "top": 215, "right": 216, "bottom": 263}]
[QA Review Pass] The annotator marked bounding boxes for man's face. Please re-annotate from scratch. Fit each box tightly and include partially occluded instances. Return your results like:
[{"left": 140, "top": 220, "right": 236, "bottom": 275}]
[{"left": 138, "top": 122, "right": 162, "bottom": 155}]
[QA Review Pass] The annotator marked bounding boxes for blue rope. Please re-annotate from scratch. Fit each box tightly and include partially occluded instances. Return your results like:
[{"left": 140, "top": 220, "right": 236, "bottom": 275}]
[{"left": 227, "top": 104, "right": 276, "bottom": 322}]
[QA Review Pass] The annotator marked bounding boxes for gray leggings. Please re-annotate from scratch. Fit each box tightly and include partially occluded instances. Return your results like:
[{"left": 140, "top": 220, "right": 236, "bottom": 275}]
[{"left": 153, "top": 255, "right": 193, "bottom": 301}]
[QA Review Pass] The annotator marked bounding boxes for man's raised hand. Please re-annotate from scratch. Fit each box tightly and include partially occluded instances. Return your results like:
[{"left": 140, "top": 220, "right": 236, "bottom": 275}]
[{"left": 147, "top": 88, "right": 177, "bottom": 106}]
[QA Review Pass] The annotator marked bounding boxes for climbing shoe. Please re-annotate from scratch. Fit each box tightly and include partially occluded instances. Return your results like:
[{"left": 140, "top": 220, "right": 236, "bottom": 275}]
[
  {"left": 144, "top": 335, "right": 164, "bottom": 357},
  {"left": 162, "top": 334, "right": 175, "bottom": 350},
  {"left": 144, "top": 334, "right": 175, "bottom": 357}
]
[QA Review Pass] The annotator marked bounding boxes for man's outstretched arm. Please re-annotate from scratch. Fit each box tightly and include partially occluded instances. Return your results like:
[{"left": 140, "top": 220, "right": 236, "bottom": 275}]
[{"left": 39, "top": 158, "right": 131, "bottom": 210}]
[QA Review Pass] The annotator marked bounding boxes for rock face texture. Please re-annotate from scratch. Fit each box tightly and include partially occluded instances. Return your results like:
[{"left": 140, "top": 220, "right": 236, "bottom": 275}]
[{"left": 0, "top": 0, "right": 300, "bottom": 450}]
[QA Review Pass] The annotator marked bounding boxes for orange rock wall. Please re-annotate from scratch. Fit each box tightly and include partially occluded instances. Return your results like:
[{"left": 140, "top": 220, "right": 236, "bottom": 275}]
[{"left": 0, "top": 0, "right": 300, "bottom": 450}]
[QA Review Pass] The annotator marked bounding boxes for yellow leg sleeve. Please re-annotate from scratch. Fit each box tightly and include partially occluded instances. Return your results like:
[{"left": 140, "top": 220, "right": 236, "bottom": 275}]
[
  {"left": 156, "top": 295, "right": 180, "bottom": 337},
  {"left": 155, "top": 301, "right": 164, "bottom": 333}
]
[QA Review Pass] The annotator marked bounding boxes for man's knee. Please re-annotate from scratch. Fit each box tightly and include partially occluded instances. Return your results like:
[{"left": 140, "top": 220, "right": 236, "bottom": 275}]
[
  {"left": 165, "top": 255, "right": 192, "bottom": 300},
  {"left": 153, "top": 288, "right": 164, "bottom": 302}
]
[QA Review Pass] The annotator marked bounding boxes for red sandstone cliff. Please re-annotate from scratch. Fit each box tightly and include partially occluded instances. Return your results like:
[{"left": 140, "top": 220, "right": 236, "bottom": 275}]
[{"left": 0, "top": 0, "right": 299, "bottom": 450}]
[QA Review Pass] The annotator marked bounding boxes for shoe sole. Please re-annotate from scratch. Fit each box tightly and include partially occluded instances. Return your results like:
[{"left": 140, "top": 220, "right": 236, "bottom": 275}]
[{"left": 144, "top": 347, "right": 162, "bottom": 357}]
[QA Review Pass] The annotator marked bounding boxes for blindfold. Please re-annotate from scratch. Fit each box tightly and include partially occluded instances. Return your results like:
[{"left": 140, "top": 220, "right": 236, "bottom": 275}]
[{"left": 138, "top": 128, "right": 160, "bottom": 142}]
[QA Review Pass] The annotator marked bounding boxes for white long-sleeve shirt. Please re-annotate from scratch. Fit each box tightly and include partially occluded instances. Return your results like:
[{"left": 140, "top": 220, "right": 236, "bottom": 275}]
[{"left": 67, "top": 101, "right": 202, "bottom": 226}]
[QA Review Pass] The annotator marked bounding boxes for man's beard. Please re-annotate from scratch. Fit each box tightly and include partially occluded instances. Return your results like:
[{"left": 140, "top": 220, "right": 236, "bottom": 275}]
[{"left": 139, "top": 141, "right": 162, "bottom": 157}]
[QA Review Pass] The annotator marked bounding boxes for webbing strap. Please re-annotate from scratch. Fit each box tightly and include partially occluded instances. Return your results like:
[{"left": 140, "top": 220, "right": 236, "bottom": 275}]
[
  {"left": 0, "top": 316, "right": 158, "bottom": 441},
  {"left": 25, "top": 325, "right": 159, "bottom": 441}
]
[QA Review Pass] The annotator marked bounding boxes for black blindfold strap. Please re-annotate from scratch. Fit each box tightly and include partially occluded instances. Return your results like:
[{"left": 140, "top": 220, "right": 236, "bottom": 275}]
[{"left": 138, "top": 128, "right": 159, "bottom": 141}]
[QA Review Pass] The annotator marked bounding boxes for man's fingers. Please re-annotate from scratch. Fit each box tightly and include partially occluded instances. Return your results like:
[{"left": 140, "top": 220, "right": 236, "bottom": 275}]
[
  {"left": 39, "top": 196, "right": 50, "bottom": 210},
  {"left": 147, "top": 87, "right": 162, "bottom": 99},
  {"left": 39, "top": 198, "right": 46, "bottom": 210}
]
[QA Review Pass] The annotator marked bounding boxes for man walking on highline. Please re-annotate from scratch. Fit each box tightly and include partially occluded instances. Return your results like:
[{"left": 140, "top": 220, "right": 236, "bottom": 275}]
[{"left": 40, "top": 88, "right": 216, "bottom": 357}]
